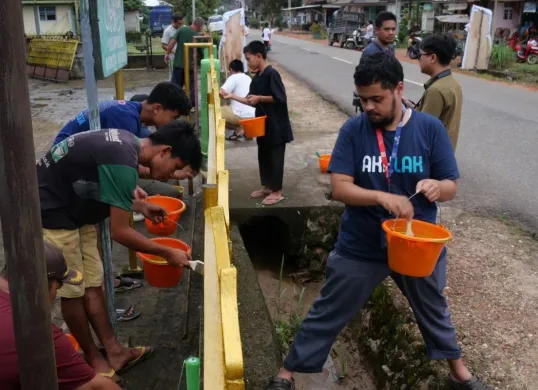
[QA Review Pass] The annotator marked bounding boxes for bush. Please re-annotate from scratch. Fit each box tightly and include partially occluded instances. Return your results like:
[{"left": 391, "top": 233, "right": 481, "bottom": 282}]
[
  {"left": 249, "top": 17, "right": 260, "bottom": 29},
  {"left": 398, "top": 17, "right": 409, "bottom": 43},
  {"left": 274, "top": 18, "right": 286, "bottom": 29},
  {"left": 490, "top": 44, "right": 515, "bottom": 69},
  {"left": 126, "top": 31, "right": 143, "bottom": 43}
]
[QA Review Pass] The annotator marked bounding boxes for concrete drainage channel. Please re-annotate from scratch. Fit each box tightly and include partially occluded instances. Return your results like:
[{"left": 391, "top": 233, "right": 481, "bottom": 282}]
[{"left": 231, "top": 205, "right": 454, "bottom": 389}]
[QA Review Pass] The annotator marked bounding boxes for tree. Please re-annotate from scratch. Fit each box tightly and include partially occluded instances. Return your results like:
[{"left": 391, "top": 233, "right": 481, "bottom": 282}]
[{"left": 169, "top": 0, "right": 221, "bottom": 21}]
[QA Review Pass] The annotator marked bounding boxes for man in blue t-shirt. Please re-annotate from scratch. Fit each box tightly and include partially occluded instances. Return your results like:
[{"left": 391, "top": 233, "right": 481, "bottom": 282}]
[
  {"left": 361, "top": 11, "right": 397, "bottom": 59},
  {"left": 264, "top": 54, "right": 492, "bottom": 390},
  {"left": 53, "top": 82, "right": 191, "bottom": 145},
  {"left": 52, "top": 82, "right": 195, "bottom": 198}
]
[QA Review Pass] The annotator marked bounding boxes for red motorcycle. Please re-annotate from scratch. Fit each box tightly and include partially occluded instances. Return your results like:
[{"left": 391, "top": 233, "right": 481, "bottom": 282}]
[{"left": 516, "top": 36, "right": 538, "bottom": 65}]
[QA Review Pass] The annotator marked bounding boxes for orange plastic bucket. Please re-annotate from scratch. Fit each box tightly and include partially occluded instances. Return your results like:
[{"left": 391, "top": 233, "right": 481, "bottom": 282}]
[
  {"left": 318, "top": 154, "right": 331, "bottom": 173},
  {"left": 240, "top": 115, "right": 267, "bottom": 138},
  {"left": 65, "top": 333, "right": 80, "bottom": 352},
  {"left": 144, "top": 196, "right": 186, "bottom": 236},
  {"left": 137, "top": 238, "right": 191, "bottom": 288},
  {"left": 382, "top": 219, "right": 452, "bottom": 277}
]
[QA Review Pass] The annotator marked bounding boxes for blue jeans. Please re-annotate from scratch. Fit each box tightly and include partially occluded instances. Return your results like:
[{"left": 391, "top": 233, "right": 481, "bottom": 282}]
[
  {"left": 173, "top": 66, "right": 195, "bottom": 107},
  {"left": 283, "top": 250, "right": 461, "bottom": 373}
]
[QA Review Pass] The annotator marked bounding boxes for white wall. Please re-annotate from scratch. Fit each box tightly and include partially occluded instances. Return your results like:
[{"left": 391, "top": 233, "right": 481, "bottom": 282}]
[
  {"left": 22, "top": 5, "right": 75, "bottom": 35},
  {"left": 125, "top": 10, "right": 141, "bottom": 32}
]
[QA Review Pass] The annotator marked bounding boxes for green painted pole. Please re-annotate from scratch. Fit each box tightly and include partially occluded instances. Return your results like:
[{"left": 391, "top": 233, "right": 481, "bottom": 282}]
[{"left": 185, "top": 356, "right": 200, "bottom": 390}]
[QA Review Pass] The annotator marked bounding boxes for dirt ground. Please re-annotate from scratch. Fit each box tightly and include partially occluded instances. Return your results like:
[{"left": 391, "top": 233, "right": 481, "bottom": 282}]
[{"left": 253, "top": 63, "right": 538, "bottom": 390}]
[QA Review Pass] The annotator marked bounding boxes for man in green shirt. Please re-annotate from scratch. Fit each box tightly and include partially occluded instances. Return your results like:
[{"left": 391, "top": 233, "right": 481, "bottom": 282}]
[
  {"left": 404, "top": 33, "right": 462, "bottom": 150},
  {"left": 165, "top": 17, "right": 205, "bottom": 107}
]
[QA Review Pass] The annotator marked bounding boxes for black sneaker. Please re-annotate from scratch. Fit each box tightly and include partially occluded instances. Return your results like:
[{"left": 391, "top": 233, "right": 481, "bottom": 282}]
[
  {"left": 448, "top": 374, "right": 494, "bottom": 390},
  {"left": 264, "top": 376, "right": 295, "bottom": 390}
]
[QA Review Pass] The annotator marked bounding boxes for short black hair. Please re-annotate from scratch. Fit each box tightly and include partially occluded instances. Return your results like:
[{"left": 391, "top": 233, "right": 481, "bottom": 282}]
[
  {"left": 172, "top": 13, "right": 184, "bottom": 22},
  {"left": 149, "top": 119, "right": 202, "bottom": 171},
  {"left": 375, "top": 11, "right": 397, "bottom": 28},
  {"left": 420, "top": 33, "right": 457, "bottom": 66},
  {"left": 229, "top": 59, "right": 244, "bottom": 73},
  {"left": 264, "top": 23, "right": 269, "bottom": 28},
  {"left": 243, "top": 40, "right": 267, "bottom": 59},
  {"left": 368, "top": 20, "right": 373, "bottom": 24},
  {"left": 354, "top": 52, "right": 403, "bottom": 90},
  {"left": 130, "top": 94, "right": 148, "bottom": 102},
  {"left": 147, "top": 82, "right": 192, "bottom": 116}
]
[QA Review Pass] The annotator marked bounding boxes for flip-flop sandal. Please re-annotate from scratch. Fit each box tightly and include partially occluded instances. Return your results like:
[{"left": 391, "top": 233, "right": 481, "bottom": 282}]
[
  {"left": 116, "top": 304, "right": 140, "bottom": 322},
  {"left": 261, "top": 195, "right": 285, "bottom": 206},
  {"left": 115, "top": 276, "right": 143, "bottom": 293},
  {"left": 227, "top": 133, "right": 245, "bottom": 141},
  {"left": 98, "top": 369, "right": 124, "bottom": 386},
  {"left": 251, "top": 189, "right": 271, "bottom": 198},
  {"left": 264, "top": 376, "right": 295, "bottom": 389},
  {"left": 448, "top": 373, "right": 494, "bottom": 390},
  {"left": 117, "top": 346, "right": 155, "bottom": 375}
]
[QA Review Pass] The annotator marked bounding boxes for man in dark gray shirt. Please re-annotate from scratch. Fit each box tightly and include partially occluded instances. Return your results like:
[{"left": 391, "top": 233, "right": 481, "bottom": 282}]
[{"left": 361, "top": 11, "right": 397, "bottom": 59}]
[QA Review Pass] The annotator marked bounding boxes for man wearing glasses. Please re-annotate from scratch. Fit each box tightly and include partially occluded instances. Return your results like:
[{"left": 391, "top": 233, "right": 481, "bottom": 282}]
[{"left": 404, "top": 33, "right": 462, "bottom": 150}]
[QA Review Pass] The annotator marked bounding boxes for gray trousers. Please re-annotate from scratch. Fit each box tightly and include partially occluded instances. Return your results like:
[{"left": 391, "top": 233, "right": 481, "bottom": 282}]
[
  {"left": 283, "top": 250, "right": 461, "bottom": 373},
  {"left": 137, "top": 178, "right": 181, "bottom": 198}
]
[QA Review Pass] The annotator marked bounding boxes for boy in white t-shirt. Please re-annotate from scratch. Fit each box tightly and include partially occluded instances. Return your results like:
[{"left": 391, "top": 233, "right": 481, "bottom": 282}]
[
  {"left": 262, "top": 23, "right": 272, "bottom": 51},
  {"left": 219, "top": 59, "right": 255, "bottom": 140},
  {"left": 161, "top": 14, "right": 184, "bottom": 82}
]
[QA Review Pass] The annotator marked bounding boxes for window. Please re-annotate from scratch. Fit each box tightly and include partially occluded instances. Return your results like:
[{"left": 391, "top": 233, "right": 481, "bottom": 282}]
[
  {"left": 503, "top": 6, "right": 513, "bottom": 20},
  {"left": 39, "top": 7, "right": 56, "bottom": 21}
]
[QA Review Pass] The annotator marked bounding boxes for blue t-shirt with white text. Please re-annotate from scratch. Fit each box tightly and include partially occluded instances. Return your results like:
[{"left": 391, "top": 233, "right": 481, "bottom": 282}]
[
  {"left": 53, "top": 100, "right": 150, "bottom": 146},
  {"left": 328, "top": 111, "right": 459, "bottom": 261}
]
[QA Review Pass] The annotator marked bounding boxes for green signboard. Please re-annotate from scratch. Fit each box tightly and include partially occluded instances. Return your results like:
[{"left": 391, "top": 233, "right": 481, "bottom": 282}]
[{"left": 90, "top": 0, "right": 128, "bottom": 79}]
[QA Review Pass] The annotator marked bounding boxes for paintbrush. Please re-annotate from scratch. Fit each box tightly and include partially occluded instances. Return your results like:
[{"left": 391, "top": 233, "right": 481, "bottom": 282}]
[{"left": 189, "top": 260, "right": 204, "bottom": 275}]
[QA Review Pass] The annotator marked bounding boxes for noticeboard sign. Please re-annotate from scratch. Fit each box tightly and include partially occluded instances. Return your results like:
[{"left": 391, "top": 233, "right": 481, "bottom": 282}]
[{"left": 90, "top": 0, "right": 128, "bottom": 79}]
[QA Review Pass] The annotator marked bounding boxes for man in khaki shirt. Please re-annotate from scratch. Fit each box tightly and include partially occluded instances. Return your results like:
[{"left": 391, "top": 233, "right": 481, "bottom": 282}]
[{"left": 405, "top": 33, "right": 462, "bottom": 150}]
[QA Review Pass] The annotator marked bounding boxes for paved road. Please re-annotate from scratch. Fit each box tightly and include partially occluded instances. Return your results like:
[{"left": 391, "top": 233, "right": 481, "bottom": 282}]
[{"left": 253, "top": 33, "right": 538, "bottom": 231}]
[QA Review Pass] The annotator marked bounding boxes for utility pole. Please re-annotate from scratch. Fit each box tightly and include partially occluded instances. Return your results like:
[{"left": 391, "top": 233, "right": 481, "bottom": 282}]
[
  {"left": 0, "top": 0, "right": 58, "bottom": 389},
  {"left": 192, "top": 0, "right": 196, "bottom": 21}
]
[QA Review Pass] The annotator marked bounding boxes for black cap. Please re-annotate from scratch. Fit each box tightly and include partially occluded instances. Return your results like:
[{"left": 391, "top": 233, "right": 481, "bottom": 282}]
[{"left": 44, "top": 242, "right": 83, "bottom": 285}]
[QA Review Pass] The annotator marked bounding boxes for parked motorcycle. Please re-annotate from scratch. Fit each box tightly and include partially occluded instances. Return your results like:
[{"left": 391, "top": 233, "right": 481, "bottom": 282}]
[
  {"left": 407, "top": 32, "right": 423, "bottom": 59},
  {"left": 516, "top": 36, "right": 538, "bottom": 65}
]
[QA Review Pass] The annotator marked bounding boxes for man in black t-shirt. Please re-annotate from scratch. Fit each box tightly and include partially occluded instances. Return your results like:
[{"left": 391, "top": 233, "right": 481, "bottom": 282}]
[
  {"left": 222, "top": 40, "right": 293, "bottom": 205},
  {"left": 38, "top": 121, "right": 202, "bottom": 381}
]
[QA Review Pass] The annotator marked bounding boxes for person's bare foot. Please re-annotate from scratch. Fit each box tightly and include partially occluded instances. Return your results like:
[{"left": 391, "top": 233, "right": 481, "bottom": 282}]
[
  {"left": 261, "top": 192, "right": 285, "bottom": 206},
  {"left": 106, "top": 346, "right": 144, "bottom": 372},
  {"left": 251, "top": 187, "right": 271, "bottom": 198},
  {"left": 87, "top": 353, "right": 121, "bottom": 382}
]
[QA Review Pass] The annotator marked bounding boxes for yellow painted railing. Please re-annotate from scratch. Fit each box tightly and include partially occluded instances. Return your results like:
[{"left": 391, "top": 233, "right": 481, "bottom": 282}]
[{"left": 200, "top": 47, "right": 244, "bottom": 389}]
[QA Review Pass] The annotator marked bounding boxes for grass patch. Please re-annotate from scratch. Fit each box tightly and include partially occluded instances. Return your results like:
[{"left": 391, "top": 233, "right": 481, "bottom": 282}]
[
  {"left": 510, "top": 63, "right": 538, "bottom": 75},
  {"left": 127, "top": 37, "right": 165, "bottom": 56},
  {"left": 274, "top": 255, "right": 306, "bottom": 355}
]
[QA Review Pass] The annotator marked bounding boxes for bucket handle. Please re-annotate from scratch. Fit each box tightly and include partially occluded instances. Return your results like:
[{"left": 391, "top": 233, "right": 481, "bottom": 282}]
[{"left": 390, "top": 192, "right": 444, "bottom": 230}]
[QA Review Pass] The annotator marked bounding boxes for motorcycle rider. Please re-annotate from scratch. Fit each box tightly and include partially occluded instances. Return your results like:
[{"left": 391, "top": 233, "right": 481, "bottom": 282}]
[
  {"left": 361, "top": 11, "right": 397, "bottom": 58},
  {"left": 363, "top": 20, "right": 374, "bottom": 46}
]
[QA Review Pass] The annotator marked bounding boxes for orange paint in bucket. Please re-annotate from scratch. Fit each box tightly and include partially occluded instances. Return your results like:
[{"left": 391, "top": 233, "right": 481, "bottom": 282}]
[
  {"left": 137, "top": 238, "right": 191, "bottom": 288},
  {"left": 318, "top": 154, "right": 331, "bottom": 173},
  {"left": 240, "top": 115, "right": 267, "bottom": 138},
  {"left": 144, "top": 196, "right": 186, "bottom": 236},
  {"left": 382, "top": 219, "right": 452, "bottom": 277}
]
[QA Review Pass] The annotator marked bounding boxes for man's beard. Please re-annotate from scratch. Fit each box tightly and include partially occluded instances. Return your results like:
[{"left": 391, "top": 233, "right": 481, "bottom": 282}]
[{"left": 366, "top": 95, "right": 396, "bottom": 129}]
